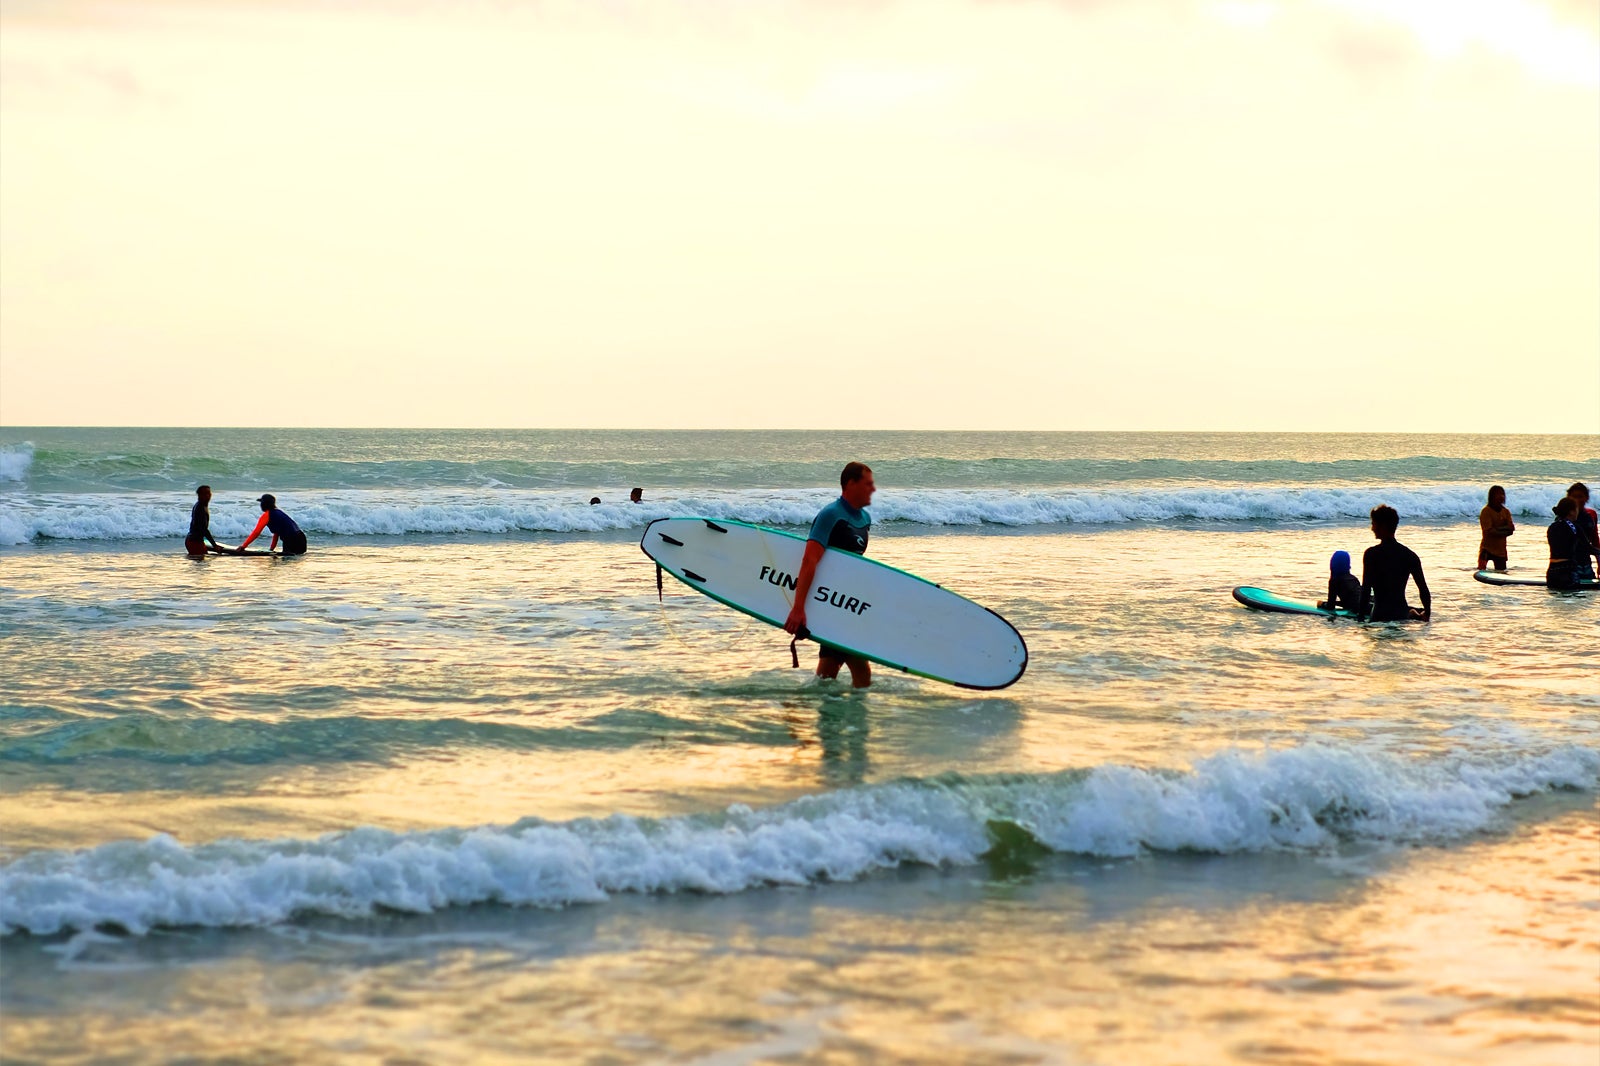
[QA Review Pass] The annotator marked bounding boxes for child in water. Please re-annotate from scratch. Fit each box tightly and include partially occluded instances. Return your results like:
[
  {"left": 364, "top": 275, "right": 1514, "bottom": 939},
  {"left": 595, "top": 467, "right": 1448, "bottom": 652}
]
[{"left": 1317, "top": 550, "right": 1362, "bottom": 613}]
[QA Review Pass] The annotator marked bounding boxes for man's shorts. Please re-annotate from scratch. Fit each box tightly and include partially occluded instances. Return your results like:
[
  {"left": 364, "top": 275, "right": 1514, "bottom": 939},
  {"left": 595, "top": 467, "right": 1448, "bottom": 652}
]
[
  {"left": 281, "top": 530, "right": 308, "bottom": 556},
  {"left": 185, "top": 537, "right": 208, "bottom": 556},
  {"left": 1479, "top": 553, "right": 1507, "bottom": 569}
]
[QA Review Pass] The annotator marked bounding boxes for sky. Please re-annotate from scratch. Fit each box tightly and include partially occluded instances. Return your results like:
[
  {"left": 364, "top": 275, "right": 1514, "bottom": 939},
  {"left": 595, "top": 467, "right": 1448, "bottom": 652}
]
[{"left": 1, "top": 0, "right": 1596, "bottom": 431}]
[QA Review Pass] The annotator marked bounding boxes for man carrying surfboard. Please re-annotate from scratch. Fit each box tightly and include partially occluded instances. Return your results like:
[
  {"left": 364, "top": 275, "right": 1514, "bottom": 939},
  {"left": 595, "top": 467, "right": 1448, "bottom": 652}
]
[{"left": 784, "top": 462, "right": 876, "bottom": 687}]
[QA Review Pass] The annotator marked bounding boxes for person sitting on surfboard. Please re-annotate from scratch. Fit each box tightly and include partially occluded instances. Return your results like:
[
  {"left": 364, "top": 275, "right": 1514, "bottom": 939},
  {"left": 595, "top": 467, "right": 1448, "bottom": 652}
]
[
  {"left": 1477, "top": 485, "right": 1514, "bottom": 572},
  {"left": 185, "top": 485, "right": 226, "bottom": 557},
  {"left": 1316, "top": 550, "right": 1362, "bottom": 613},
  {"left": 783, "top": 462, "right": 875, "bottom": 688},
  {"left": 237, "top": 494, "right": 307, "bottom": 556},
  {"left": 1358, "top": 504, "right": 1430, "bottom": 622}
]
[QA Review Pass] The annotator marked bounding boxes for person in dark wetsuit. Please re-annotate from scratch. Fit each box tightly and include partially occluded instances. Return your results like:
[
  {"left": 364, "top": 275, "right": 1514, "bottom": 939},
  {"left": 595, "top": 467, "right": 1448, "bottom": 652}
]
[
  {"left": 1564, "top": 482, "right": 1599, "bottom": 581},
  {"left": 237, "top": 494, "right": 307, "bottom": 555},
  {"left": 1358, "top": 504, "right": 1430, "bottom": 622},
  {"left": 783, "top": 462, "right": 875, "bottom": 688},
  {"left": 185, "top": 485, "right": 225, "bottom": 557},
  {"left": 1546, "top": 497, "right": 1588, "bottom": 591},
  {"left": 1316, "top": 550, "right": 1362, "bottom": 613}
]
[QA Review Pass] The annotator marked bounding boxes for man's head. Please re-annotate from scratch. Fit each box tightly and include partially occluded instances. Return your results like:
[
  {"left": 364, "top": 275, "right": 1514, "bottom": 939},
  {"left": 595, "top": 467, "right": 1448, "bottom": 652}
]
[
  {"left": 629, "top": 487, "right": 642, "bottom": 503},
  {"left": 1487, "top": 485, "right": 1505, "bottom": 508},
  {"left": 197, "top": 485, "right": 211, "bottom": 503},
  {"left": 1370, "top": 504, "right": 1399, "bottom": 539},
  {"left": 840, "top": 462, "right": 875, "bottom": 509},
  {"left": 257, "top": 493, "right": 276, "bottom": 512},
  {"left": 1568, "top": 482, "right": 1590, "bottom": 506},
  {"left": 1554, "top": 497, "right": 1578, "bottom": 519},
  {"left": 589, "top": 497, "right": 601, "bottom": 506}
]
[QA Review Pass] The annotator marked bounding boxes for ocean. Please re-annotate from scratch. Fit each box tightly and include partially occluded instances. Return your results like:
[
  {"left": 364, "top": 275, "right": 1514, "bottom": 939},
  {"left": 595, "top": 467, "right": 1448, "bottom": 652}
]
[{"left": 1, "top": 429, "right": 1596, "bottom": 1065}]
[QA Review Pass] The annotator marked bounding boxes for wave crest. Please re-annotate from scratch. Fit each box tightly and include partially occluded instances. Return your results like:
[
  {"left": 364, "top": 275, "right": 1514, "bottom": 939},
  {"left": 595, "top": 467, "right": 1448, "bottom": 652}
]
[{"left": 3, "top": 742, "right": 1593, "bottom": 936}]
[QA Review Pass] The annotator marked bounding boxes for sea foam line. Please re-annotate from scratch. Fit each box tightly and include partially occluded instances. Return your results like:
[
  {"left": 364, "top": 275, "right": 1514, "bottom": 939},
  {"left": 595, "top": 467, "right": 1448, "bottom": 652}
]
[
  {"left": 2, "top": 742, "right": 1593, "bottom": 936},
  {"left": 0, "top": 481, "right": 1586, "bottom": 545}
]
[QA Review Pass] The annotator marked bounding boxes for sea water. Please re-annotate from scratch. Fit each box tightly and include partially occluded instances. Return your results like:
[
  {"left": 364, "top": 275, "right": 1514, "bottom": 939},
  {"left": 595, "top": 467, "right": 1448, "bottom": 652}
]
[{"left": 0, "top": 429, "right": 1595, "bottom": 1065}]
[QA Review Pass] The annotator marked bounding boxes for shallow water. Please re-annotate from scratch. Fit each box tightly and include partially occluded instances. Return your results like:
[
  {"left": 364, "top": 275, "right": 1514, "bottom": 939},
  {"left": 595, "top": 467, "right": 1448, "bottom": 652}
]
[{"left": 1, "top": 431, "right": 1596, "bottom": 1064}]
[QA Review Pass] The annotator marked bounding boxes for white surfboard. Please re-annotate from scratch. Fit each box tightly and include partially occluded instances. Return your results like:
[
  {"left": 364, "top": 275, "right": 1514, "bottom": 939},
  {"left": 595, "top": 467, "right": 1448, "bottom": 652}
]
[{"left": 641, "top": 517, "right": 1028, "bottom": 690}]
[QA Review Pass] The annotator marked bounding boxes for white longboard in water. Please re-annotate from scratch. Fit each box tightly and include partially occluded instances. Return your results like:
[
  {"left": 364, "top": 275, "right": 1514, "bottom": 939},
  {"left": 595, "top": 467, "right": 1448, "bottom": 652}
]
[{"left": 640, "top": 517, "right": 1028, "bottom": 690}]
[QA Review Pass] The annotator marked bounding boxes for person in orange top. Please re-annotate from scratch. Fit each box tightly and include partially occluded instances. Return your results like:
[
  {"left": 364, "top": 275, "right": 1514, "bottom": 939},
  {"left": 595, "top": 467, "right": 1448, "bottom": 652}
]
[{"left": 1477, "top": 485, "right": 1514, "bottom": 571}]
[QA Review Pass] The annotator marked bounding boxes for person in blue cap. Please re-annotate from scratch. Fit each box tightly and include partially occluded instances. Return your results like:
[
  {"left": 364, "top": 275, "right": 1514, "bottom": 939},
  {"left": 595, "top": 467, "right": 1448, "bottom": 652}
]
[{"left": 1316, "top": 550, "right": 1362, "bottom": 613}]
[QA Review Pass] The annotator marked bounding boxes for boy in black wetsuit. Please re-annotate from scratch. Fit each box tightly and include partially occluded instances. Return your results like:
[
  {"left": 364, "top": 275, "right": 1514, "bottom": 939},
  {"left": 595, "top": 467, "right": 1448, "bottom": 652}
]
[
  {"left": 1316, "top": 550, "right": 1362, "bottom": 613},
  {"left": 1358, "top": 505, "right": 1431, "bottom": 622}
]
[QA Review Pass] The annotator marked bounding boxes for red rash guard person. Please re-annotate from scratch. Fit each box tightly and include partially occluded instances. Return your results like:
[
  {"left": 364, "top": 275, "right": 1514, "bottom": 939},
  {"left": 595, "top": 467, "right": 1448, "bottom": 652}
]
[{"left": 238, "top": 494, "right": 308, "bottom": 555}]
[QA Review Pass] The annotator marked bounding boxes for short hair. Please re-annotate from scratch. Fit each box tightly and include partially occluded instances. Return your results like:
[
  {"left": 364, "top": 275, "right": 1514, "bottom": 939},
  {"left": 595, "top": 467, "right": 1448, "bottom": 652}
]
[
  {"left": 1570, "top": 482, "right": 1590, "bottom": 498},
  {"left": 840, "top": 462, "right": 871, "bottom": 491},
  {"left": 197, "top": 485, "right": 211, "bottom": 495},
  {"left": 1487, "top": 485, "right": 1504, "bottom": 500},
  {"left": 1370, "top": 504, "right": 1399, "bottom": 534},
  {"left": 1554, "top": 497, "right": 1578, "bottom": 518}
]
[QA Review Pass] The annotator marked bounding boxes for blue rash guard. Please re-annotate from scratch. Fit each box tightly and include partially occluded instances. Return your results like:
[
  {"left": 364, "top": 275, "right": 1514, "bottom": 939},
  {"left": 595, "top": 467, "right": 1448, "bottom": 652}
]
[{"left": 808, "top": 497, "right": 870, "bottom": 555}]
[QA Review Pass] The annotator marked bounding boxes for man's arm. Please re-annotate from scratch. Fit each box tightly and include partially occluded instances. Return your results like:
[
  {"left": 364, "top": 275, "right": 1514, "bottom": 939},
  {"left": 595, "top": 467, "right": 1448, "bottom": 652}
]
[
  {"left": 1412, "top": 555, "right": 1431, "bottom": 618},
  {"left": 238, "top": 513, "right": 270, "bottom": 550},
  {"left": 783, "top": 540, "right": 826, "bottom": 634},
  {"left": 1357, "top": 556, "right": 1372, "bottom": 620}
]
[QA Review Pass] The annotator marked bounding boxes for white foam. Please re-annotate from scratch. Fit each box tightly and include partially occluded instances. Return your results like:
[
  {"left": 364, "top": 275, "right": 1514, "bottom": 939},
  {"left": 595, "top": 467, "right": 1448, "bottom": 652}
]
[
  {"left": 2, "top": 742, "right": 1593, "bottom": 936},
  {"left": 0, "top": 442, "right": 33, "bottom": 483},
  {"left": 0, "top": 481, "right": 1582, "bottom": 545}
]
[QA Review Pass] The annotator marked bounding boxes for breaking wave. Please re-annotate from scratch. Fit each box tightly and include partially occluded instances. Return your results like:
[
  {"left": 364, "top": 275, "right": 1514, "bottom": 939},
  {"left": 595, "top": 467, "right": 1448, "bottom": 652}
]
[
  {"left": 0, "top": 482, "right": 1586, "bottom": 545},
  {"left": 4, "top": 742, "right": 1594, "bottom": 936}
]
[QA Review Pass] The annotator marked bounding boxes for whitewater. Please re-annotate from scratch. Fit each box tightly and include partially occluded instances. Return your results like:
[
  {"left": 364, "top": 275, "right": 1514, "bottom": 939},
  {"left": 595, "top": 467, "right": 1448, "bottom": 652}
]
[{"left": 2, "top": 429, "right": 1597, "bottom": 1066}]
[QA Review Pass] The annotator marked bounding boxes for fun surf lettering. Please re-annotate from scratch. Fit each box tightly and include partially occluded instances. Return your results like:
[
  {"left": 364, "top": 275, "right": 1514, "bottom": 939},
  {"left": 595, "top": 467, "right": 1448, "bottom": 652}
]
[
  {"left": 813, "top": 586, "right": 872, "bottom": 616},
  {"left": 758, "top": 565, "right": 798, "bottom": 591}
]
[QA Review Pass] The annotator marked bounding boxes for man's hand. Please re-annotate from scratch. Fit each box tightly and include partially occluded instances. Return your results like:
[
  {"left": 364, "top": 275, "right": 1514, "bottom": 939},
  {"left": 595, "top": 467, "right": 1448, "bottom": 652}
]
[{"left": 784, "top": 603, "right": 807, "bottom": 635}]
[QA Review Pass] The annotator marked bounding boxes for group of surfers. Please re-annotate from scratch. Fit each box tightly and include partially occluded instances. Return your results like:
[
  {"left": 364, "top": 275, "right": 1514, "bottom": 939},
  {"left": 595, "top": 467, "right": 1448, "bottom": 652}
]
[
  {"left": 185, "top": 485, "right": 307, "bottom": 557},
  {"left": 1316, "top": 481, "right": 1600, "bottom": 617},
  {"left": 181, "top": 469, "right": 1595, "bottom": 680}
]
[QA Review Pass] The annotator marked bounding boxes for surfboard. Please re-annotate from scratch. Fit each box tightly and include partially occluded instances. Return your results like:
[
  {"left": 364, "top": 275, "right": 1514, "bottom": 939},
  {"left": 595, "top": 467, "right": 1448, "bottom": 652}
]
[
  {"left": 1231, "top": 586, "right": 1359, "bottom": 618},
  {"left": 640, "top": 517, "right": 1028, "bottom": 690},
  {"left": 1474, "top": 569, "right": 1598, "bottom": 588},
  {"left": 185, "top": 548, "right": 278, "bottom": 557}
]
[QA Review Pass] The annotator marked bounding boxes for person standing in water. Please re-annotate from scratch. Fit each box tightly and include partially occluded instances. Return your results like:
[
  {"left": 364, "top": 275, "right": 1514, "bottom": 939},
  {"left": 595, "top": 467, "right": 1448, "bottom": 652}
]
[
  {"left": 1565, "top": 482, "right": 1599, "bottom": 581},
  {"left": 1477, "top": 485, "right": 1514, "bottom": 572},
  {"left": 784, "top": 462, "right": 875, "bottom": 688},
  {"left": 1358, "top": 504, "right": 1431, "bottom": 622},
  {"left": 1316, "top": 550, "right": 1362, "bottom": 613},
  {"left": 185, "top": 485, "right": 226, "bottom": 557},
  {"left": 1546, "top": 498, "right": 1588, "bottom": 591},
  {"left": 237, "top": 494, "right": 307, "bottom": 555}
]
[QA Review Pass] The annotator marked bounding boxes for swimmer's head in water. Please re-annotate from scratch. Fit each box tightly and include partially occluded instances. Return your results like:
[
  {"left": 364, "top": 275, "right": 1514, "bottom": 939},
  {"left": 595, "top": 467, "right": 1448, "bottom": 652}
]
[{"left": 1330, "top": 550, "right": 1351, "bottom": 574}]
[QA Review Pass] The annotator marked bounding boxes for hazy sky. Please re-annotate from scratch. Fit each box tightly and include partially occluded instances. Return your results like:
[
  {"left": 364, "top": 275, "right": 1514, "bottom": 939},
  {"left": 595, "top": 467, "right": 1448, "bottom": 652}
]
[{"left": 1, "top": 0, "right": 1596, "bottom": 430}]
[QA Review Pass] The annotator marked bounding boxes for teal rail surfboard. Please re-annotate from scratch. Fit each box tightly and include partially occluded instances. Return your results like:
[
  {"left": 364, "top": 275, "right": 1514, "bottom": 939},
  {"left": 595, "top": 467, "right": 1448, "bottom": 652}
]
[
  {"left": 1231, "top": 586, "right": 1358, "bottom": 618},
  {"left": 1474, "top": 569, "right": 1598, "bottom": 588},
  {"left": 641, "top": 517, "right": 1027, "bottom": 690}
]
